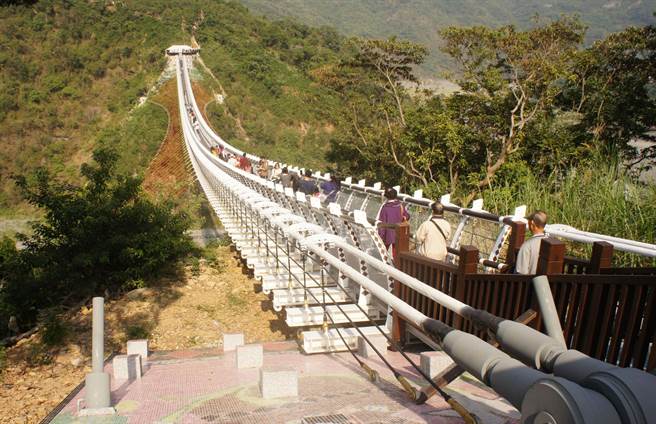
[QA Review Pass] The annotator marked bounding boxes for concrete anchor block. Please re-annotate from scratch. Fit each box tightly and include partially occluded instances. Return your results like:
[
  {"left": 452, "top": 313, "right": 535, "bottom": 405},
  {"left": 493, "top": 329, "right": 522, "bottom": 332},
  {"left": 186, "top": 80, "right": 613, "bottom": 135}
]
[
  {"left": 127, "top": 339, "right": 148, "bottom": 368},
  {"left": 112, "top": 354, "right": 142, "bottom": 381},
  {"left": 223, "top": 333, "right": 244, "bottom": 351},
  {"left": 259, "top": 368, "right": 298, "bottom": 399},
  {"left": 236, "top": 344, "right": 263, "bottom": 369},
  {"left": 357, "top": 333, "right": 388, "bottom": 359},
  {"left": 420, "top": 351, "right": 452, "bottom": 378}
]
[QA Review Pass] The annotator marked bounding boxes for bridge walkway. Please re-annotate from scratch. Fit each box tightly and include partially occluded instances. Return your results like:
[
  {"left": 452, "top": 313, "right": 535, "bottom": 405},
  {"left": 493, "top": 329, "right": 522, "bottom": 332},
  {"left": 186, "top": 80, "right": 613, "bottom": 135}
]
[{"left": 49, "top": 342, "right": 518, "bottom": 423}]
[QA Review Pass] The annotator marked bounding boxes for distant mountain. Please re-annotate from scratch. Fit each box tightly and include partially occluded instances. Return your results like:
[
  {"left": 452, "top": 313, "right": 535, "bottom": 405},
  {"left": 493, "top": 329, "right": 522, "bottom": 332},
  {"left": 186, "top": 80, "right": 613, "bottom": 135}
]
[{"left": 238, "top": 0, "right": 656, "bottom": 77}]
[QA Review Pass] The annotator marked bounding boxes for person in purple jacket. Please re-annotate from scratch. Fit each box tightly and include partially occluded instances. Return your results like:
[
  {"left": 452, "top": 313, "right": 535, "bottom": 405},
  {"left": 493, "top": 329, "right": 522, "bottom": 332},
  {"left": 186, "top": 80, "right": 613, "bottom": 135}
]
[{"left": 377, "top": 187, "right": 410, "bottom": 259}]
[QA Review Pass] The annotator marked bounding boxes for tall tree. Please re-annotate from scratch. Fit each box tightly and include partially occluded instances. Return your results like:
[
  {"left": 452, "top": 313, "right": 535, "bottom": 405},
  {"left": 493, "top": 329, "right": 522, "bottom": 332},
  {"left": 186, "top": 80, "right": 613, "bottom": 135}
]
[
  {"left": 324, "top": 37, "right": 428, "bottom": 186},
  {"left": 440, "top": 17, "right": 586, "bottom": 191},
  {"left": 562, "top": 24, "right": 656, "bottom": 168}
]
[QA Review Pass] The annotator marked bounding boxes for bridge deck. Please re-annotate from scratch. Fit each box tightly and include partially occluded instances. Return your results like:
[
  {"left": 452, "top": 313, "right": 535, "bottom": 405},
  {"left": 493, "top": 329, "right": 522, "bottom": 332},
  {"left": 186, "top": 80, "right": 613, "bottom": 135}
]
[{"left": 49, "top": 341, "right": 518, "bottom": 423}]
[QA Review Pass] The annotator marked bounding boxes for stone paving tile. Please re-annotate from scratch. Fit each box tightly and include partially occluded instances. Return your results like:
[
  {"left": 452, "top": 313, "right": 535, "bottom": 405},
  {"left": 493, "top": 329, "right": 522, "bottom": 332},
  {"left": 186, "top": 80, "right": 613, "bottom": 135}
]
[{"left": 51, "top": 342, "right": 519, "bottom": 423}]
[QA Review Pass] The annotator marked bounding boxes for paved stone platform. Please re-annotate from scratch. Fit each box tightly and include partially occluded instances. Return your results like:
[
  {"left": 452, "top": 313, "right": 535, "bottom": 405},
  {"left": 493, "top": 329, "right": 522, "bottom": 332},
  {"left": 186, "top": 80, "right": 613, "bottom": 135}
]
[{"left": 49, "top": 341, "right": 519, "bottom": 423}]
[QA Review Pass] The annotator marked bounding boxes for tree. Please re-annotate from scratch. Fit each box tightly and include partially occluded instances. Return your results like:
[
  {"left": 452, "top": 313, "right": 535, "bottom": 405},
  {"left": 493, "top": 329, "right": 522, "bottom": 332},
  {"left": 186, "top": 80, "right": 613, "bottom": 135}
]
[
  {"left": 561, "top": 24, "right": 656, "bottom": 168},
  {"left": 325, "top": 37, "right": 428, "bottom": 186},
  {"left": 0, "top": 147, "right": 193, "bottom": 337},
  {"left": 354, "top": 37, "right": 428, "bottom": 126},
  {"left": 398, "top": 97, "right": 474, "bottom": 194},
  {"left": 440, "top": 17, "right": 586, "bottom": 192}
]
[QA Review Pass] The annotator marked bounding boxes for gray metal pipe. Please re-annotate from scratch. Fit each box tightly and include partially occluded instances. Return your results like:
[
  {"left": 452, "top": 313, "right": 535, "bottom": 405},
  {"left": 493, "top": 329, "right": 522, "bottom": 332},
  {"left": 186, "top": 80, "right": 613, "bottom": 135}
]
[
  {"left": 91, "top": 297, "right": 104, "bottom": 373},
  {"left": 531, "top": 276, "right": 567, "bottom": 348},
  {"left": 84, "top": 296, "right": 111, "bottom": 410},
  {"left": 422, "top": 322, "right": 622, "bottom": 423}
]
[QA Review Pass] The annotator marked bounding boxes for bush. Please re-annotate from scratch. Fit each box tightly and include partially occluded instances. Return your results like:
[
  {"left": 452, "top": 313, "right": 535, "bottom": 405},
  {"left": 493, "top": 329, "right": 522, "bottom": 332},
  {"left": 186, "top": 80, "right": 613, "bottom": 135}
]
[
  {"left": 40, "top": 310, "right": 69, "bottom": 346},
  {"left": 483, "top": 158, "right": 656, "bottom": 266},
  {"left": 126, "top": 324, "right": 149, "bottom": 340},
  {"left": 0, "top": 147, "right": 193, "bottom": 339},
  {"left": 0, "top": 346, "right": 6, "bottom": 374}
]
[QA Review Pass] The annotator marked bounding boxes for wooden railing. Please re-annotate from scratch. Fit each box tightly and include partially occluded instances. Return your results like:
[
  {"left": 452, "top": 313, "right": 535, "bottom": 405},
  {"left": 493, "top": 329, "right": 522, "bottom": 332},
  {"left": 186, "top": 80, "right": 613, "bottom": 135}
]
[
  {"left": 396, "top": 250, "right": 656, "bottom": 371},
  {"left": 602, "top": 267, "right": 656, "bottom": 275},
  {"left": 563, "top": 256, "right": 589, "bottom": 274}
]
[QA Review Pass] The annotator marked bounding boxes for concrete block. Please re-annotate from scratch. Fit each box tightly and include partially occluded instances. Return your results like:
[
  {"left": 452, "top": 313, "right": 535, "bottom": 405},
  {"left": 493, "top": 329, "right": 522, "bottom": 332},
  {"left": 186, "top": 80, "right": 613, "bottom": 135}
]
[
  {"left": 223, "top": 333, "right": 244, "bottom": 351},
  {"left": 236, "top": 344, "right": 263, "bottom": 369},
  {"left": 127, "top": 339, "right": 148, "bottom": 362},
  {"left": 357, "top": 333, "right": 388, "bottom": 358},
  {"left": 127, "top": 339, "right": 148, "bottom": 373},
  {"left": 259, "top": 368, "right": 298, "bottom": 399},
  {"left": 112, "top": 354, "right": 142, "bottom": 381},
  {"left": 420, "top": 351, "right": 452, "bottom": 378}
]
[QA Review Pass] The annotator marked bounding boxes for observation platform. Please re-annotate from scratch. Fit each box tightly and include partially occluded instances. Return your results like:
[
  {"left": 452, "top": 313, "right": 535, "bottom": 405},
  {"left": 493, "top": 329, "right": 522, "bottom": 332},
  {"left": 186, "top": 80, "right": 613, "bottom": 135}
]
[{"left": 48, "top": 341, "right": 518, "bottom": 423}]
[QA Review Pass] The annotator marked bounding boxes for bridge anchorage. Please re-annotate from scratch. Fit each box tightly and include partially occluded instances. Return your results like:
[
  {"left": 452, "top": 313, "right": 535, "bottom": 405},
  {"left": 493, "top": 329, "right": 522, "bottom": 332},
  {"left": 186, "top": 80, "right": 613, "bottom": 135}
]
[{"left": 169, "top": 50, "right": 656, "bottom": 423}]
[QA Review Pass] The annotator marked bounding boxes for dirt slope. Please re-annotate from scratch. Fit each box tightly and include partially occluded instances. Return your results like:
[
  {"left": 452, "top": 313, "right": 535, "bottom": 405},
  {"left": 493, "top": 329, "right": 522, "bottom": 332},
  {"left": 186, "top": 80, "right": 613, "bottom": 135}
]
[{"left": 0, "top": 247, "right": 289, "bottom": 423}]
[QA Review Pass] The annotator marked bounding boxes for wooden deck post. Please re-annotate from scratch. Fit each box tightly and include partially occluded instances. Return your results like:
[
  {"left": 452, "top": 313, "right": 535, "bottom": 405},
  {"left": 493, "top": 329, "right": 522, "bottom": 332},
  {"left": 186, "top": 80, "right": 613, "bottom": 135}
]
[
  {"left": 507, "top": 220, "right": 526, "bottom": 265},
  {"left": 453, "top": 245, "right": 478, "bottom": 330},
  {"left": 537, "top": 238, "right": 565, "bottom": 275},
  {"left": 391, "top": 222, "right": 410, "bottom": 346},
  {"left": 589, "top": 241, "right": 613, "bottom": 274},
  {"left": 394, "top": 222, "right": 410, "bottom": 264}
]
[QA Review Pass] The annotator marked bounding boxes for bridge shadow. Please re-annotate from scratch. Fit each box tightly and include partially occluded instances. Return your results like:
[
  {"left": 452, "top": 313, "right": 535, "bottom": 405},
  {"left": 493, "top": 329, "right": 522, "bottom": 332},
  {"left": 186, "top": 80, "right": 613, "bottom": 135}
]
[
  {"left": 264, "top": 299, "right": 296, "bottom": 340},
  {"left": 329, "top": 343, "right": 519, "bottom": 422}
]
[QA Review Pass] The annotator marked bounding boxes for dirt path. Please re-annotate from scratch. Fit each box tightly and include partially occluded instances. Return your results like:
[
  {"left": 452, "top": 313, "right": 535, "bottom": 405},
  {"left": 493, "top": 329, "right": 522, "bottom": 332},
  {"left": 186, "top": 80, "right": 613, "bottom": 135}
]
[{"left": 0, "top": 247, "right": 289, "bottom": 423}]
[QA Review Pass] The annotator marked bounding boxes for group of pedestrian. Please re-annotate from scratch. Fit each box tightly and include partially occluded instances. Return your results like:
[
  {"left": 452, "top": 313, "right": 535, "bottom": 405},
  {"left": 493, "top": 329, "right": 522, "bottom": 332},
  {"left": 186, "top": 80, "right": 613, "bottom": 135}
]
[
  {"left": 205, "top": 137, "right": 341, "bottom": 204},
  {"left": 376, "top": 186, "right": 547, "bottom": 275},
  {"left": 376, "top": 188, "right": 451, "bottom": 261}
]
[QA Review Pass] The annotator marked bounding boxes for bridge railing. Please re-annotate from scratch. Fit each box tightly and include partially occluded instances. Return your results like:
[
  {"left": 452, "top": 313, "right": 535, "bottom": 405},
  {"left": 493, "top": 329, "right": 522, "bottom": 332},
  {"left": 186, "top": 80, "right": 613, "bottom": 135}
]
[{"left": 394, "top": 233, "right": 656, "bottom": 371}]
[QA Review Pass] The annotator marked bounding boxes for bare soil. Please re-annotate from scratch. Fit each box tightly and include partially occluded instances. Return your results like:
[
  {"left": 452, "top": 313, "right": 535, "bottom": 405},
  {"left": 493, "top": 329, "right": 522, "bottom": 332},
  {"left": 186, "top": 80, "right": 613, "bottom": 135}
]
[{"left": 0, "top": 247, "right": 289, "bottom": 423}]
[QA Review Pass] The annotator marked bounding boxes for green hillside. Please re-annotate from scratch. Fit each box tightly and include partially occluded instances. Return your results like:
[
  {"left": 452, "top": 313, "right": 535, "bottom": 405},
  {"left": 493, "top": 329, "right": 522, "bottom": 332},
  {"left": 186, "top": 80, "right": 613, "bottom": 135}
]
[
  {"left": 0, "top": 0, "right": 346, "bottom": 215},
  {"left": 238, "top": 0, "right": 656, "bottom": 76}
]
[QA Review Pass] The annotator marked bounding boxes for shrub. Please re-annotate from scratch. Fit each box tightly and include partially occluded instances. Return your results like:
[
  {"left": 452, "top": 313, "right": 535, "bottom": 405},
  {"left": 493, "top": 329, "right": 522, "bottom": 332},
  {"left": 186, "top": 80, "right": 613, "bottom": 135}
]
[
  {"left": 0, "top": 147, "right": 193, "bottom": 339},
  {"left": 40, "top": 310, "right": 69, "bottom": 347},
  {"left": 0, "top": 346, "right": 6, "bottom": 374},
  {"left": 126, "top": 324, "right": 149, "bottom": 340}
]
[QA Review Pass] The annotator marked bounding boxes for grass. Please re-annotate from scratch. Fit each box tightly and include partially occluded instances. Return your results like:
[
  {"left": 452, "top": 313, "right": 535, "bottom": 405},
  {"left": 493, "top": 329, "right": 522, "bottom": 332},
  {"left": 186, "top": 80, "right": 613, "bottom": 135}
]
[
  {"left": 126, "top": 324, "right": 150, "bottom": 341},
  {"left": 483, "top": 160, "right": 656, "bottom": 266},
  {"left": 227, "top": 292, "right": 247, "bottom": 309},
  {"left": 195, "top": 304, "right": 218, "bottom": 316},
  {"left": 97, "top": 101, "right": 169, "bottom": 177}
]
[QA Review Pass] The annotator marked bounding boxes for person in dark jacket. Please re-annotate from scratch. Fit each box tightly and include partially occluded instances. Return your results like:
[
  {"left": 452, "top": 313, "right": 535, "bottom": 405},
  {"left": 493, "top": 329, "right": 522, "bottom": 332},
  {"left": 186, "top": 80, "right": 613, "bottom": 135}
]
[
  {"left": 298, "top": 169, "right": 318, "bottom": 195},
  {"left": 377, "top": 187, "right": 410, "bottom": 258},
  {"left": 320, "top": 175, "right": 341, "bottom": 204}
]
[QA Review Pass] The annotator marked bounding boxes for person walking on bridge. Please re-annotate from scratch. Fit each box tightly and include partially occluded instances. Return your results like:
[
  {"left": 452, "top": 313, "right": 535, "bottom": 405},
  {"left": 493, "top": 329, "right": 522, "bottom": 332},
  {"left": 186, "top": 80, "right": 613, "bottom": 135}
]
[
  {"left": 271, "top": 162, "right": 282, "bottom": 181},
  {"left": 258, "top": 159, "right": 269, "bottom": 179},
  {"left": 415, "top": 202, "right": 451, "bottom": 261},
  {"left": 279, "top": 167, "right": 293, "bottom": 188},
  {"left": 238, "top": 153, "right": 252, "bottom": 173},
  {"left": 299, "top": 169, "right": 318, "bottom": 195},
  {"left": 515, "top": 210, "right": 548, "bottom": 274},
  {"left": 377, "top": 187, "right": 410, "bottom": 259},
  {"left": 320, "top": 175, "right": 341, "bottom": 204}
]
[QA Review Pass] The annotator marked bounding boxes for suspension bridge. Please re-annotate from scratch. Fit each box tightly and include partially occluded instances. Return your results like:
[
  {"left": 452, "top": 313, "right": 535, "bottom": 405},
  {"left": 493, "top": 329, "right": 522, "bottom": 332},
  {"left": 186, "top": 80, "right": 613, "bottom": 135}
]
[{"left": 47, "top": 47, "right": 656, "bottom": 423}]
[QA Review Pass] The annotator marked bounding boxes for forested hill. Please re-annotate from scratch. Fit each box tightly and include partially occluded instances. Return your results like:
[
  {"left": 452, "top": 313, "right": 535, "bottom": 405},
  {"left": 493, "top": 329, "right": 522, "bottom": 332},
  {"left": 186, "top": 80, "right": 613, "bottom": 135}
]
[
  {"left": 238, "top": 0, "right": 655, "bottom": 76},
  {"left": 0, "top": 0, "right": 349, "bottom": 214}
]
